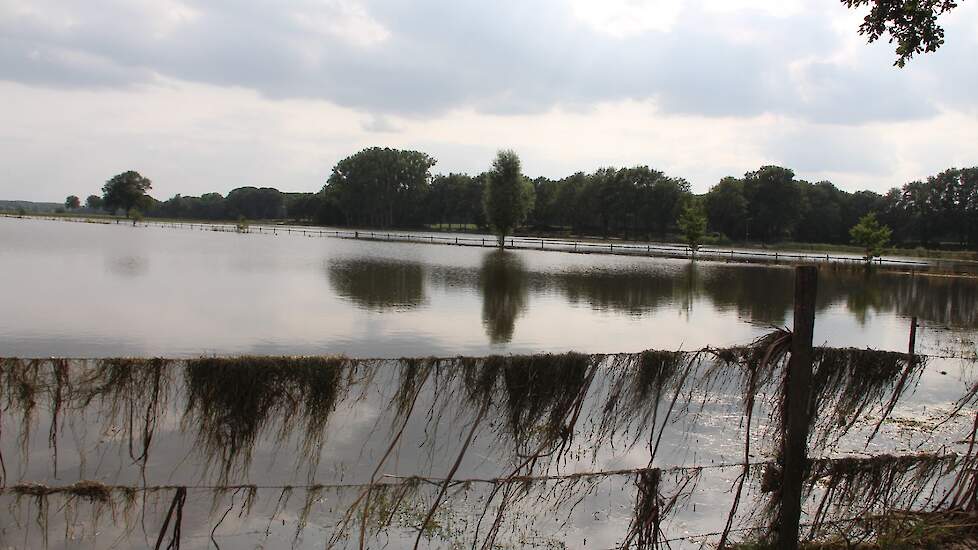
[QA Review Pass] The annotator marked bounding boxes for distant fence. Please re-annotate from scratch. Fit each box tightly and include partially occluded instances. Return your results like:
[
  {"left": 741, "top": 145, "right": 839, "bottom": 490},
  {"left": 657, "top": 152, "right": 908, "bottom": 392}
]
[{"left": 3, "top": 213, "right": 943, "bottom": 270}]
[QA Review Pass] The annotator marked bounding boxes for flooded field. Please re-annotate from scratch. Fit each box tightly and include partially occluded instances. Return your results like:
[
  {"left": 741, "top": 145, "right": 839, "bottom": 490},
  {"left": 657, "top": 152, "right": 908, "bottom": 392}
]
[
  {"left": 1, "top": 216, "right": 977, "bottom": 549},
  {"left": 1, "top": 217, "right": 976, "bottom": 357}
]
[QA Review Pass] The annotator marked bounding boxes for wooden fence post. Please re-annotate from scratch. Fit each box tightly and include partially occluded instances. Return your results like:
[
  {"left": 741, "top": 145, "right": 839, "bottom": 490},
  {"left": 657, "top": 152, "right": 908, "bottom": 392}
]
[
  {"left": 779, "top": 266, "right": 818, "bottom": 550},
  {"left": 908, "top": 316, "right": 917, "bottom": 355}
]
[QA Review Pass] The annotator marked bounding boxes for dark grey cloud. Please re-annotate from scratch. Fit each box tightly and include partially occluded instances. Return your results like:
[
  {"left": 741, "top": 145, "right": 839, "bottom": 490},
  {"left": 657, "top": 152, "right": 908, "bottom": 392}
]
[{"left": 0, "top": 0, "right": 969, "bottom": 123}]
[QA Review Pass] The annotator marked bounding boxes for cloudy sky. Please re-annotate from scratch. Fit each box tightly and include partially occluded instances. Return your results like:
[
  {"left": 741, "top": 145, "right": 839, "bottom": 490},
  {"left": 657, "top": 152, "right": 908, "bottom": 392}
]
[{"left": 2, "top": 0, "right": 976, "bottom": 202}]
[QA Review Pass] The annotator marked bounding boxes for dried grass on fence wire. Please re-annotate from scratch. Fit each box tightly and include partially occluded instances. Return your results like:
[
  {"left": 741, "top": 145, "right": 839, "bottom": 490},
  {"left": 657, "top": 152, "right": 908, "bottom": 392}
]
[
  {"left": 1, "top": 451, "right": 975, "bottom": 549},
  {"left": 0, "top": 335, "right": 975, "bottom": 548}
]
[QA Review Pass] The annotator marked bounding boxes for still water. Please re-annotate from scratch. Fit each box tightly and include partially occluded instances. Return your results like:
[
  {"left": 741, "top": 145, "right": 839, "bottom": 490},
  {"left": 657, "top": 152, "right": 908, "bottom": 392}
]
[
  {"left": 2, "top": 217, "right": 978, "bottom": 549},
  {"left": 1, "top": 216, "right": 976, "bottom": 358}
]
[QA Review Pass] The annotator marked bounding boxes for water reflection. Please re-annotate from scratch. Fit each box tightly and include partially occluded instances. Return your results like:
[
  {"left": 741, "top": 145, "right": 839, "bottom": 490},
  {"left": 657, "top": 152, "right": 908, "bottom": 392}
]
[
  {"left": 553, "top": 262, "right": 701, "bottom": 317},
  {"left": 479, "top": 251, "right": 528, "bottom": 343},
  {"left": 5, "top": 217, "right": 976, "bottom": 358},
  {"left": 327, "top": 259, "right": 427, "bottom": 311},
  {"left": 105, "top": 255, "right": 149, "bottom": 277},
  {"left": 331, "top": 255, "right": 978, "bottom": 342}
]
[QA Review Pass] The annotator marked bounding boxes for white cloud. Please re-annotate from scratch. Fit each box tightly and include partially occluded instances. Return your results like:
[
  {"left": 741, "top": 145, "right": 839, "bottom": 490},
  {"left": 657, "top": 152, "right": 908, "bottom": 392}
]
[
  {"left": 0, "top": 0, "right": 974, "bottom": 202},
  {"left": 570, "top": 0, "right": 684, "bottom": 36},
  {"left": 292, "top": 0, "right": 390, "bottom": 48}
]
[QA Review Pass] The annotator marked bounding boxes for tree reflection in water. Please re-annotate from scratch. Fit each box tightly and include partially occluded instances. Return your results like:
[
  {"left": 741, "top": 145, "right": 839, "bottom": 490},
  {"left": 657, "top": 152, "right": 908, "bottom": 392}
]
[
  {"left": 479, "top": 250, "right": 529, "bottom": 344},
  {"left": 327, "top": 259, "right": 427, "bottom": 311},
  {"left": 329, "top": 253, "right": 978, "bottom": 344}
]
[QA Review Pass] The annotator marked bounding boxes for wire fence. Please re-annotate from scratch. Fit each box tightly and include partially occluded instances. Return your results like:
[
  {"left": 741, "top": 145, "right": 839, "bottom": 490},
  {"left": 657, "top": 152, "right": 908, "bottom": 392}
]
[{"left": 8, "top": 213, "right": 957, "bottom": 271}]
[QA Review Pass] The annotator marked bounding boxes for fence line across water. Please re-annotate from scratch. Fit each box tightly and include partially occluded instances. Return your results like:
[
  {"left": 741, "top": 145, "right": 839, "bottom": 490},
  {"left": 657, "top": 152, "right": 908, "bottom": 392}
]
[{"left": 6, "top": 213, "right": 944, "bottom": 271}]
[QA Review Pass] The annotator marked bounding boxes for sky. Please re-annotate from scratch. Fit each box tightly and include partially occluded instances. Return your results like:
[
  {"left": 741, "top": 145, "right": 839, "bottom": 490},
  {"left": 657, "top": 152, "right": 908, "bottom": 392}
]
[{"left": 1, "top": 0, "right": 976, "bottom": 202}]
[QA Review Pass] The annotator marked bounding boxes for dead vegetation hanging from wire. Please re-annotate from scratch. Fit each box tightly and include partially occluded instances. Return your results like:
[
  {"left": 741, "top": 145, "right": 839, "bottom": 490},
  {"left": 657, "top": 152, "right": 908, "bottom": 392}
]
[
  {"left": 183, "top": 355, "right": 351, "bottom": 481},
  {"left": 0, "top": 337, "right": 971, "bottom": 548},
  {"left": 77, "top": 358, "right": 175, "bottom": 472},
  {"left": 809, "top": 348, "right": 925, "bottom": 449},
  {"left": 622, "top": 467, "right": 702, "bottom": 550}
]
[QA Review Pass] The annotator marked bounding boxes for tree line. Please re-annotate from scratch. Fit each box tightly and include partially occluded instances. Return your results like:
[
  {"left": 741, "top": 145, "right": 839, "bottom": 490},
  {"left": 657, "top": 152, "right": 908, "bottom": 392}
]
[{"left": 69, "top": 147, "right": 978, "bottom": 250}]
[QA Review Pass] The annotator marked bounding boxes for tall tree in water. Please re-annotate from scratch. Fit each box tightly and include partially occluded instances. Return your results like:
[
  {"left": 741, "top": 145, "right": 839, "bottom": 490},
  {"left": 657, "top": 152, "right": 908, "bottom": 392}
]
[
  {"left": 677, "top": 199, "right": 708, "bottom": 252},
  {"left": 850, "top": 213, "right": 892, "bottom": 261},
  {"left": 483, "top": 150, "right": 534, "bottom": 247},
  {"left": 102, "top": 171, "right": 152, "bottom": 217}
]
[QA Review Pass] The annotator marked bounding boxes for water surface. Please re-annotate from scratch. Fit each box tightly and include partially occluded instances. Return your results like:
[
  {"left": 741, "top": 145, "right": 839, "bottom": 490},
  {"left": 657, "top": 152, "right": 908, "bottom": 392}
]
[{"left": 1, "top": 217, "right": 975, "bottom": 358}]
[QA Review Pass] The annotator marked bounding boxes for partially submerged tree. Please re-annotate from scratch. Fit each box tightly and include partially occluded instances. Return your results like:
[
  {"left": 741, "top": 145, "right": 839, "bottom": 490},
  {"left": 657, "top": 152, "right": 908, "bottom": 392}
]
[
  {"left": 483, "top": 150, "right": 534, "bottom": 247},
  {"left": 677, "top": 200, "right": 708, "bottom": 253},
  {"left": 64, "top": 195, "right": 80, "bottom": 210},
  {"left": 842, "top": 0, "right": 959, "bottom": 67},
  {"left": 102, "top": 171, "right": 152, "bottom": 218},
  {"left": 850, "top": 212, "right": 892, "bottom": 262}
]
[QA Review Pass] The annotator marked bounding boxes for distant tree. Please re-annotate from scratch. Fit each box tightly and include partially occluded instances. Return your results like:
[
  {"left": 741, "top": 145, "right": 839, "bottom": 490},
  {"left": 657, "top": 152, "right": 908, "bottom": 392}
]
[
  {"left": 324, "top": 147, "right": 435, "bottom": 228},
  {"left": 64, "top": 195, "right": 80, "bottom": 210},
  {"left": 528, "top": 176, "right": 560, "bottom": 229},
  {"left": 705, "top": 177, "right": 748, "bottom": 240},
  {"left": 102, "top": 171, "right": 152, "bottom": 218},
  {"left": 850, "top": 213, "right": 892, "bottom": 261},
  {"left": 483, "top": 150, "right": 535, "bottom": 247},
  {"left": 677, "top": 200, "right": 708, "bottom": 252},
  {"left": 642, "top": 175, "right": 690, "bottom": 237},
  {"left": 795, "top": 181, "right": 845, "bottom": 243},
  {"left": 842, "top": 0, "right": 958, "bottom": 67},
  {"left": 553, "top": 172, "right": 588, "bottom": 231},
  {"left": 427, "top": 173, "right": 473, "bottom": 229},
  {"left": 85, "top": 195, "right": 103, "bottom": 210},
  {"left": 742, "top": 166, "right": 801, "bottom": 242},
  {"left": 226, "top": 187, "right": 285, "bottom": 220}
]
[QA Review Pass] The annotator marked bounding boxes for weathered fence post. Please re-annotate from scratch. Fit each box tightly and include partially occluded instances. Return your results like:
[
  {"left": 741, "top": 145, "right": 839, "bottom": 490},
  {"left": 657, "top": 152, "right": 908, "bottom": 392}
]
[
  {"left": 779, "top": 265, "right": 818, "bottom": 550},
  {"left": 908, "top": 316, "right": 917, "bottom": 355}
]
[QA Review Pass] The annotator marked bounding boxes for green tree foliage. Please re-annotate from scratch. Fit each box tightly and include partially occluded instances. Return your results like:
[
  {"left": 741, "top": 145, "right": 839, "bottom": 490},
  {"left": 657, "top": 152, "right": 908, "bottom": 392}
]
[
  {"left": 324, "top": 147, "right": 435, "bottom": 228},
  {"left": 102, "top": 171, "right": 152, "bottom": 217},
  {"left": 76, "top": 147, "right": 977, "bottom": 252},
  {"left": 427, "top": 173, "right": 478, "bottom": 230},
  {"left": 284, "top": 193, "right": 320, "bottom": 222},
  {"left": 64, "top": 195, "right": 80, "bottom": 210},
  {"left": 704, "top": 177, "right": 748, "bottom": 240},
  {"left": 742, "top": 166, "right": 801, "bottom": 242},
  {"left": 842, "top": 0, "right": 958, "bottom": 67},
  {"left": 849, "top": 213, "right": 893, "bottom": 261},
  {"left": 677, "top": 200, "right": 708, "bottom": 252},
  {"left": 527, "top": 176, "right": 561, "bottom": 229},
  {"left": 795, "top": 181, "right": 846, "bottom": 244},
  {"left": 483, "top": 150, "right": 535, "bottom": 247},
  {"left": 225, "top": 187, "right": 284, "bottom": 220}
]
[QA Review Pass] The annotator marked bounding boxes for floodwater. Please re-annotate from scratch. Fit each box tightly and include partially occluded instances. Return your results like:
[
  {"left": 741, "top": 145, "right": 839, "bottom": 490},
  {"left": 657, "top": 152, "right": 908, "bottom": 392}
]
[
  {"left": 1, "top": 216, "right": 978, "bottom": 549},
  {"left": 1, "top": 216, "right": 976, "bottom": 358}
]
